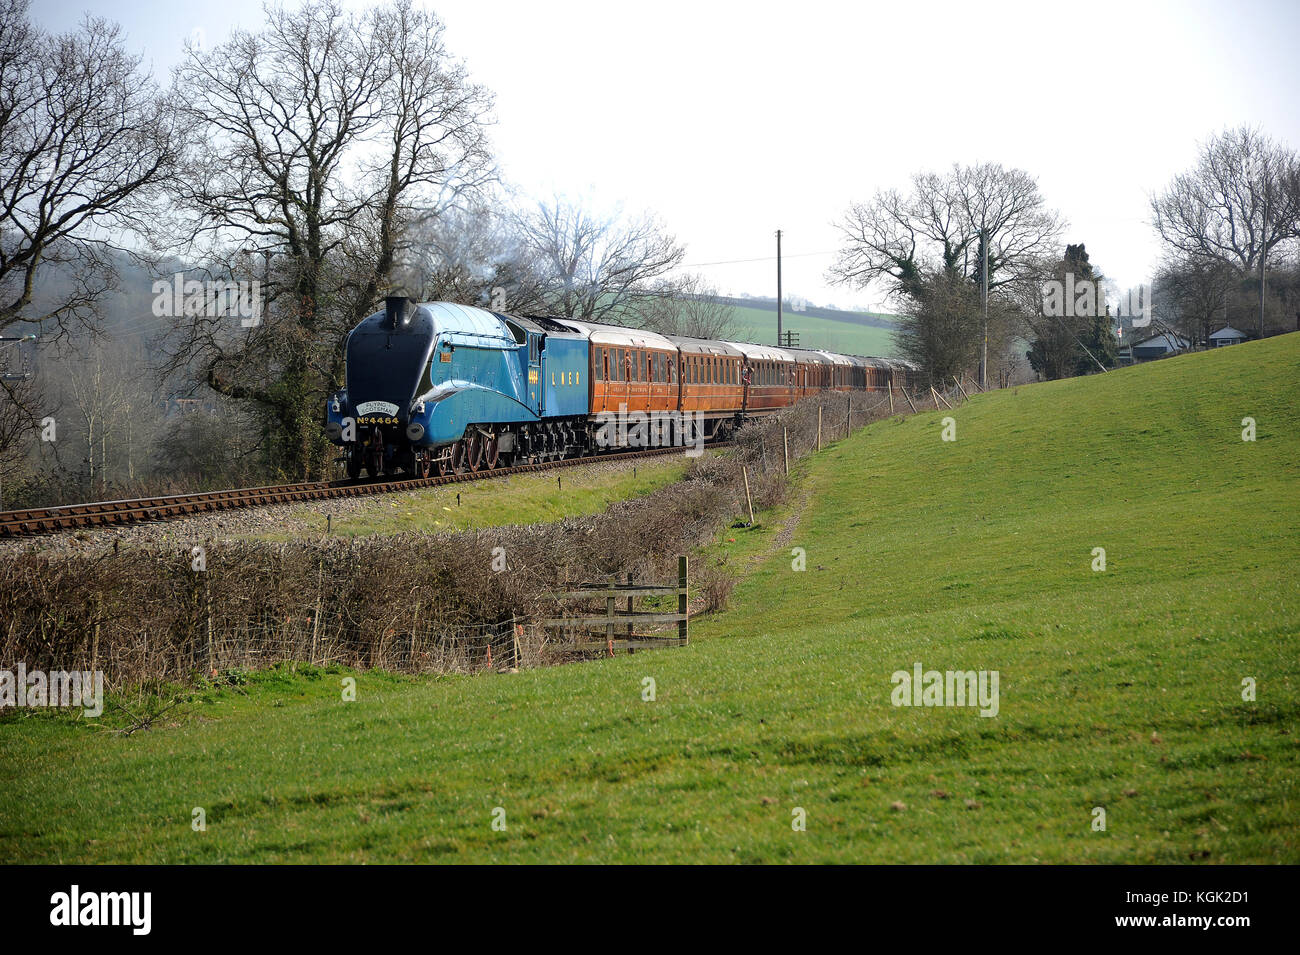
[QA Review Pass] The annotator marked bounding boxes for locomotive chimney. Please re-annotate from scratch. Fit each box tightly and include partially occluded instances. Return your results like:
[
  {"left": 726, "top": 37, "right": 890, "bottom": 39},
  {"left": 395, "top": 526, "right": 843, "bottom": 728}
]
[{"left": 385, "top": 296, "right": 413, "bottom": 329}]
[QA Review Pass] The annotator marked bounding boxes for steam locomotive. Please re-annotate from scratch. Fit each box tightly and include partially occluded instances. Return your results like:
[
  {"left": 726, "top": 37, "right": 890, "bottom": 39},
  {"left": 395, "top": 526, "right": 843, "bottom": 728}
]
[{"left": 324, "top": 297, "right": 918, "bottom": 478}]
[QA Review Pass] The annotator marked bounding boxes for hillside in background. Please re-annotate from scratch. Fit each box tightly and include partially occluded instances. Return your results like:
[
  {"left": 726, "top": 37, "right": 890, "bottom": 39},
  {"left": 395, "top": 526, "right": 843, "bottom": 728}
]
[
  {"left": 2, "top": 334, "right": 1295, "bottom": 863},
  {"left": 724, "top": 299, "right": 900, "bottom": 357}
]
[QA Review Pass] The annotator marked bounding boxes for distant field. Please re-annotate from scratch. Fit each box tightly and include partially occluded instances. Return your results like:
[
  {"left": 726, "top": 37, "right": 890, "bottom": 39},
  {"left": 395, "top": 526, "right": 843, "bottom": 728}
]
[
  {"left": 2, "top": 335, "right": 1296, "bottom": 862},
  {"left": 726, "top": 304, "right": 899, "bottom": 357}
]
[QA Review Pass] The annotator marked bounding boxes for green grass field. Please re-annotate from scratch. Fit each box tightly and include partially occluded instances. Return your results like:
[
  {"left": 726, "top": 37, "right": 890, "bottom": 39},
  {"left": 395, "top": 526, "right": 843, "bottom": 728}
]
[
  {"left": 1, "top": 336, "right": 1296, "bottom": 863},
  {"left": 726, "top": 304, "right": 899, "bottom": 357}
]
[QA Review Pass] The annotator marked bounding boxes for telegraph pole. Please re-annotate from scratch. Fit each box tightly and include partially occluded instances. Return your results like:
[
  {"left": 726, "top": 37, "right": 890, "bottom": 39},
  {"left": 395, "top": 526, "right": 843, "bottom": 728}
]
[
  {"left": 776, "top": 229, "right": 783, "bottom": 347},
  {"left": 979, "top": 227, "right": 989, "bottom": 389},
  {"left": 1259, "top": 201, "right": 1268, "bottom": 340}
]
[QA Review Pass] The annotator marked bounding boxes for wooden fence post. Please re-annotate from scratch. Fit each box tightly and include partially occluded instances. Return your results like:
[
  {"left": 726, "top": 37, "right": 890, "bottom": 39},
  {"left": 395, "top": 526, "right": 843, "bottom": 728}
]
[
  {"left": 678, "top": 556, "right": 689, "bottom": 646},
  {"left": 626, "top": 573, "right": 634, "bottom": 643},
  {"left": 887, "top": 380, "right": 895, "bottom": 414},
  {"left": 606, "top": 580, "right": 615, "bottom": 656},
  {"left": 92, "top": 594, "right": 102, "bottom": 674},
  {"left": 742, "top": 467, "right": 755, "bottom": 526},
  {"left": 205, "top": 578, "right": 214, "bottom": 672}
]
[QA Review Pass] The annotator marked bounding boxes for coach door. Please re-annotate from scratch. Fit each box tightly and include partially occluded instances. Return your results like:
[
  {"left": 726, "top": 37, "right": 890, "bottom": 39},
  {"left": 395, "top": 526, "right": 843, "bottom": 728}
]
[{"left": 527, "top": 332, "right": 543, "bottom": 414}]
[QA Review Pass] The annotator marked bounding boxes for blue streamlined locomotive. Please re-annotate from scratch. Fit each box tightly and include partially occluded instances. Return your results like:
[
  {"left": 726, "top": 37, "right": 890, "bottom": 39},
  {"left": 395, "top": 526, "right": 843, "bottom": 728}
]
[
  {"left": 325, "top": 298, "right": 589, "bottom": 478},
  {"left": 324, "top": 297, "right": 918, "bottom": 479}
]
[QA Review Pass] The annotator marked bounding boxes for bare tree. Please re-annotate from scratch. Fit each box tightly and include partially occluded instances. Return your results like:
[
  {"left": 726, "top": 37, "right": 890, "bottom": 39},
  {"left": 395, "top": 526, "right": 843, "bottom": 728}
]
[
  {"left": 0, "top": 0, "right": 176, "bottom": 336},
  {"left": 0, "top": 374, "right": 43, "bottom": 505},
  {"left": 1153, "top": 255, "right": 1235, "bottom": 346},
  {"left": 637, "top": 274, "right": 738, "bottom": 339},
  {"left": 1151, "top": 127, "right": 1300, "bottom": 338},
  {"left": 401, "top": 201, "right": 549, "bottom": 312},
  {"left": 830, "top": 162, "right": 1064, "bottom": 381},
  {"left": 829, "top": 163, "right": 1064, "bottom": 300},
  {"left": 517, "top": 197, "right": 685, "bottom": 322},
  {"left": 164, "top": 0, "right": 495, "bottom": 477},
  {"left": 1152, "top": 127, "right": 1300, "bottom": 273}
]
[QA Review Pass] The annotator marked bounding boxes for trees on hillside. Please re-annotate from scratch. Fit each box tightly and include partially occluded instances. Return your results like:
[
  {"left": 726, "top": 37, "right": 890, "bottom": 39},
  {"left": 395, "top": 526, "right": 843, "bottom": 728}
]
[
  {"left": 1151, "top": 126, "right": 1300, "bottom": 339},
  {"left": 0, "top": 0, "right": 176, "bottom": 336},
  {"left": 829, "top": 162, "right": 1064, "bottom": 386}
]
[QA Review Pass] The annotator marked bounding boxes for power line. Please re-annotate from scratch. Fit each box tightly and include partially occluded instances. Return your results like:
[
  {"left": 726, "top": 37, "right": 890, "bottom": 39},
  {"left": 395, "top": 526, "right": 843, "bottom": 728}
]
[{"left": 679, "top": 249, "right": 837, "bottom": 268}]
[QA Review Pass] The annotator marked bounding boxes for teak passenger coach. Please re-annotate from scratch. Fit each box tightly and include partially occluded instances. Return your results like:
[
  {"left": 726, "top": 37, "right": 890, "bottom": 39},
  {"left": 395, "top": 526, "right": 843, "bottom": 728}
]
[{"left": 324, "top": 298, "right": 919, "bottom": 478}]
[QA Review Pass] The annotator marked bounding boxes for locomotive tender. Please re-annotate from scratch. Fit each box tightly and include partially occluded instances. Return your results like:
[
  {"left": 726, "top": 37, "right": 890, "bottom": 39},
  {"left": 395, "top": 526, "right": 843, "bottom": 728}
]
[{"left": 324, "top": 297, "right": 918, "bottom": 479}]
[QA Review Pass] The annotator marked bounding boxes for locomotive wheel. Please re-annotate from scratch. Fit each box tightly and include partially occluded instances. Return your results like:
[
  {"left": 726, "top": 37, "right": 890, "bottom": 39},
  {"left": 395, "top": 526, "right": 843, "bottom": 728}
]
[
  {"left": 465, "top": 430, "right": 485, "bottom": 473},
  {"left": 436, "top": 449, "right": 452, "bottom": 476},
  {"left": 450, "top": 439, "right": 468, "bottom": 475},
  {"left": 484, "top": 433, "right": 500, "bottom": 470},
  {"left": 414, "top": 449, "right": 432, "bottom": 479},
  {"left": 345, "top": 446, "right": 362, "bottom": 480}
]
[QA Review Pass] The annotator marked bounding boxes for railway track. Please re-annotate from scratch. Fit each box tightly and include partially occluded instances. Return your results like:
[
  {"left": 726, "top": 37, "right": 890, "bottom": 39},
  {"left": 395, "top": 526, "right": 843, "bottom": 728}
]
[{"left": 0, "top": 444, "right": 718, "bottom": 539}]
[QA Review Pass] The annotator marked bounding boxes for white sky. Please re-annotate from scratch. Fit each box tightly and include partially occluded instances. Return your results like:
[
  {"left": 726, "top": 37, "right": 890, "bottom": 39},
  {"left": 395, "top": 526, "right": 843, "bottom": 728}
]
[{"left": 30, "top": 0, "right": 1300, "bottom": 311}]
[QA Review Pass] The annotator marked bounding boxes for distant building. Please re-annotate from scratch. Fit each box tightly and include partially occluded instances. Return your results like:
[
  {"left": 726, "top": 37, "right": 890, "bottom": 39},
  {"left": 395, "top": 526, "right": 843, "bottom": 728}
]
[
  {"left": 1130, "top": 331, "right": 1191, "bottom": 361},
  {"left": 1208, "top": 326, "right": 1248, "bottom": 347}
]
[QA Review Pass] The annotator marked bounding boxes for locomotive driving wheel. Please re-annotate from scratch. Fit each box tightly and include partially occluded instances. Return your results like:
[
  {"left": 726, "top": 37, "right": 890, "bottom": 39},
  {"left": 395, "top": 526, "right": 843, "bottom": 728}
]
[
  {"left": 450, "top": 439, "right": 468, "bottom": 475},
  {"left": 414, "top": 449, "right": 433, "bottom": 479},
  {"left": 483, "top": 432, "right": 500, "bottom": 470},
  {"left": 464, "top": 429, "right": 485, "bottom": 473}
]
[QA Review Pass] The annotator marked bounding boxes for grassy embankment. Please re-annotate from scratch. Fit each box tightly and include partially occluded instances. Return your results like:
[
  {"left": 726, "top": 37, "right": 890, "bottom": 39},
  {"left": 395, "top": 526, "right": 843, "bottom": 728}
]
[{"left": 1, "top": 335, "right": 1296, "bottom": 862}]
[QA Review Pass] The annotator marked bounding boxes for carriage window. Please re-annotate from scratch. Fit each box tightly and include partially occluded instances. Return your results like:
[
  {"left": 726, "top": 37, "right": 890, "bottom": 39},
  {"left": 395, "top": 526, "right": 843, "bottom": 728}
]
[{"left": 595, "top": 348, "right": 604, "bottom": 381}]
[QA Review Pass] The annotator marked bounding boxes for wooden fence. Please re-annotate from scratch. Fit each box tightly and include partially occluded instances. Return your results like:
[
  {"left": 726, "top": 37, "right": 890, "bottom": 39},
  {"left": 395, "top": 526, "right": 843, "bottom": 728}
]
[{"left": 541, "top": 556, "right": 689, "bottom": 654}]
